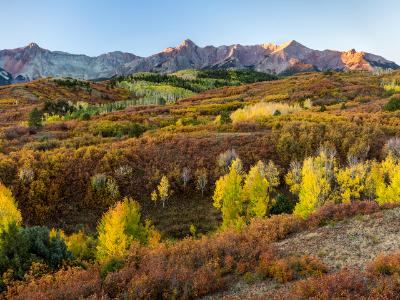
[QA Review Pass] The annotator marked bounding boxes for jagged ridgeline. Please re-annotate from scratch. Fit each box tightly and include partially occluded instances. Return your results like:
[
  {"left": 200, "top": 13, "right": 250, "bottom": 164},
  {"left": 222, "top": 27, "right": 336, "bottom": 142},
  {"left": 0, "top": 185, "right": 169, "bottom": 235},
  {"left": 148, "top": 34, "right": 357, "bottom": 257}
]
[{"left": 0, "top": 40, "right": 398, "bottom": 85}]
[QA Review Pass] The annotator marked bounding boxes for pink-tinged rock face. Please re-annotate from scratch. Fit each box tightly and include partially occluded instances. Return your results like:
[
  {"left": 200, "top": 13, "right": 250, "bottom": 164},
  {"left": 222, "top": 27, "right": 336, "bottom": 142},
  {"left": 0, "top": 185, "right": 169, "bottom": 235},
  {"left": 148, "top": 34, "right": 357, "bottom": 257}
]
[
  {"left": 0, "top": 40, "right": 398, "bottom": 84},
  {"left": 121, "top": 40, "right": 399, "bottom": 75},
  {"left": 4, "top": 57, "right": 26, "bottom": 75}
]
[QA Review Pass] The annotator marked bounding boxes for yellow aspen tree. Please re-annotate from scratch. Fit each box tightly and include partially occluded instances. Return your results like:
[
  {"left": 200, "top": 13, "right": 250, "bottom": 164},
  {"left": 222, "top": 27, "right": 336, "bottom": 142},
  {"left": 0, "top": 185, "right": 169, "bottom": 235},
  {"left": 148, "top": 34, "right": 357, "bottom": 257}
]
[
  {"left": 195, "top": 168, "right": 208, "bottom": 197},
  {"left": 150, "top": 190, "right": 158, "bottom": 205},
  {"left": 96, "top": 201, "right": 130, "bottom": 262},
  {"left": 285, "top": 161, "right": 302, "bottom": 194},
  {"left": 213, "top": 158, "right": 244, "bottom": 229},
  {"left": 0, "top": 183, "right": 22, "bottom": 233},
  {"left": 336, "top": 161, "right": 368, "bottom": 203},
  {"left": 265, "top": 160, "right": 280, "bottom": 192},
  {"left": 293, "top": 149, "right": 336, "bottom": 218},
  {"left": 364, "top": 161, "right": 378, "bottom": 200},
  {"left": 243, "top": 161, "right": 270, "bottom": 218},
  {"left": 96, "top": 198, "right": 150, "bottom": 262},
  {"left": 157, "top": 176, "right": 170, "bottom": 208},
  {"left": 368, "top": 155, "right": 400, "bottom": 204}
]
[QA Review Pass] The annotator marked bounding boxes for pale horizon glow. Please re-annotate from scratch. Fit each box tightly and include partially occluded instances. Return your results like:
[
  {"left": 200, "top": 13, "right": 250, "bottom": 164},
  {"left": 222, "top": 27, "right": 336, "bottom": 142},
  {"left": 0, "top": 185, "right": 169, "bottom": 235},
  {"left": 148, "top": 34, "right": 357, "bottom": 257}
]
[{"left": 1, "top": 0, "right": 399, "bottom": 63}]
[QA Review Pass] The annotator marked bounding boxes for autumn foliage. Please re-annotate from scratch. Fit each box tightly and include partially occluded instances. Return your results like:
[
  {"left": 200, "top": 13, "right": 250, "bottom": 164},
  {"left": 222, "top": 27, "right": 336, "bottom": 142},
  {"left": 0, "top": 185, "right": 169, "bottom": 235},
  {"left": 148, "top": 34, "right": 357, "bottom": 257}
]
[
  {"left": 10, "top": 200, "right": 397, "bottom": 299},
  {"left": 2, "top": 70, "right": 400, "bottom": 298},
  {"left": 285, "top": 252, "right": 400, "bottom": 299}
]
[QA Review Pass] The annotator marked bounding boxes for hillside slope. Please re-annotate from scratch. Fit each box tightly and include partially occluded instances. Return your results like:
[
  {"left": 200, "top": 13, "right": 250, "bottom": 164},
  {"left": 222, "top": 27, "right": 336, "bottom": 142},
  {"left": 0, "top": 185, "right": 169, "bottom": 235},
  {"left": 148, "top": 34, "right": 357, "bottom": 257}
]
[
  {"left": 1, "top": 70, "right": 400, "bottom": 235},
  {"left": 205, "top": 206, "right": 400, "bottom": 299},
  {"left": 9, "top": 202, "right": 400, "bottom": 299},
  {"left": 2, "top": 70, "right": 400, "bottom": 298}
]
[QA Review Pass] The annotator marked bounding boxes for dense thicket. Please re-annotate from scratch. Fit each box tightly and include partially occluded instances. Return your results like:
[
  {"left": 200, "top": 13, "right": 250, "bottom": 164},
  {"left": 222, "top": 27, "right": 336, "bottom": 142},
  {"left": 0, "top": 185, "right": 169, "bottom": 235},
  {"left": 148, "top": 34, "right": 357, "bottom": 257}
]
[{"left": 112, "top": 69, "right": 277, "bottom": 93}]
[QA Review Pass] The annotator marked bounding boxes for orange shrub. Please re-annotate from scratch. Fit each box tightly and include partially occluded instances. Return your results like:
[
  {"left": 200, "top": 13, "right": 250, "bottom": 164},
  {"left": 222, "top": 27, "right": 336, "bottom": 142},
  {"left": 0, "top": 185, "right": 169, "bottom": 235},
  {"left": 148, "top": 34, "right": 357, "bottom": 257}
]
[
  {"left": 306, "top": 201, "right": 382, "bottom": 228},
  {"left": 291, "top": 269, "right": 369, "bottom": 299},
  {"left": 7, "top": 267, "right": 102, "bottom": 300},
  {"left": 267, "top": 255, "right": 327, "bottom": 283},
  {"left": 369, "top": 252, "right": 400, "bottom": 276},
  {"left": 369, "top": 275, "right": 400, "bottom": 299},
  {"left": 101, "top": 214, "right": 303, "bottom": 299},
  {"left": 284, "top": 252, "right": 400, "bottom": 299},
  {"left": 246, "top": 214, "right": 304, "bottom": 243}
]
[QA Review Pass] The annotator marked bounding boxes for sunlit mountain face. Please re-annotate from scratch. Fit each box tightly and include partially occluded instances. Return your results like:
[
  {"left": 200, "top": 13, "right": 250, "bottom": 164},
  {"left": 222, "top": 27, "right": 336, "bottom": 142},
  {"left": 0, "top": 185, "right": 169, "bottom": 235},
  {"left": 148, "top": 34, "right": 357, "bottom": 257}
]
[{"left": 0, "top": 39, "right": 398, "bottom": 85}]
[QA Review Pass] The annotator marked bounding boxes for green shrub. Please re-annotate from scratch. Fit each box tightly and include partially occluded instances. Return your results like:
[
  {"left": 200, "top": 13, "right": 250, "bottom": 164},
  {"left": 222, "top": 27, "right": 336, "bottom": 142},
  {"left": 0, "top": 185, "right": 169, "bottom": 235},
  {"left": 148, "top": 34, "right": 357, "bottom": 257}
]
[
  {"left": 28, "top": 108, "right": 43, "bottom": 129},
  {"left": 0, "top": 223, "right": 71, "bottom": 284},
  {"left": 53, "top": 78, "right": 90, "bottom": 91},
  {"left": 66, "top": 231, "right": 97, "bottom": 261},
  {"left": 43, "top": 99, "right": 76, "bottom": 116},
  {"left": 91, "top": 174, "right": 107, "bottom": 190},
  {"left": 81, "top": 112, "right": 91, "bottom": 120},
  {"left": 25, "top": 139, "right": 61, "bottom": 151},
  {"left": 219, "top": 110, "right": 232, "bottom": 124},
  {"left": 383, "top": 95, "right": 400, "bottom": 112},
  {"left": 127, "top": 123, "right": 147, "bottom": 138},
  {"left": 23, "top": 226, "right": 72, "bottom": 269},
  {"left": 270, "top": 194, "right": 296, "bottom": 215},
  {"left": 0, "top": 223, "right": 30, "bottom": 282},
  {"left": 89, "top": 121, "right": 146, "bottom": 138},
  {"left": 100, "top": 257, "right": 124, "bottom": 279}
]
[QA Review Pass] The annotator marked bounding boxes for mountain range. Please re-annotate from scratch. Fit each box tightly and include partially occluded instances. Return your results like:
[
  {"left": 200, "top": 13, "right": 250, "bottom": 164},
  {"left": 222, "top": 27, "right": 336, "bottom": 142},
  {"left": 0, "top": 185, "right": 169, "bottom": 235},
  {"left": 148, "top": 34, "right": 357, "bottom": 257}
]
[{"left": 0, "top": 40, "right": 398, "bottom": 84}]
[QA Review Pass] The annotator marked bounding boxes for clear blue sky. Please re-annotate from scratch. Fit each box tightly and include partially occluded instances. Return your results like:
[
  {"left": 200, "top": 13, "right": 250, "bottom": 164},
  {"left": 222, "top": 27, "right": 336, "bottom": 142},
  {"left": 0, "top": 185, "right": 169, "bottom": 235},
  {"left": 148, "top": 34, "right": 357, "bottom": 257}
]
[{"left": 2, "top": 0, "right": 399, "bottom": 63}]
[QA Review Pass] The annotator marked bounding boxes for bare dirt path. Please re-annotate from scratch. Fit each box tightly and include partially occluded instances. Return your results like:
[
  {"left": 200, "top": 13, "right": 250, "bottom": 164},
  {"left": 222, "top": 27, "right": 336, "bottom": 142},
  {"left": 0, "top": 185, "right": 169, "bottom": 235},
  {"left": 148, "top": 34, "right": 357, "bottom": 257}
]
[
  {"left": 276, "top": 207, "right": 400, "bottom": 270},
  {"left": 202, "top": 207, "right": 400, "bottom": 299}
]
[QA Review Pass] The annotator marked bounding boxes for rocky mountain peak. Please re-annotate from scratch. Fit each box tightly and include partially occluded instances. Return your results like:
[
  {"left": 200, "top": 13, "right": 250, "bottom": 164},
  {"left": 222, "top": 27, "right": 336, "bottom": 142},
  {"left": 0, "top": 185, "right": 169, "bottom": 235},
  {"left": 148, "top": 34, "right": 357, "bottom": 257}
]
[
  {"left": 347, "top": 48, "right": 357, "bottom": 55},
  {"left": 281, "top": 39, "right": 298, "bottom": 47},
  {"left": 27, "top": 42, "right": 40, "bottom": 49},
  {"left": 23, "top": 42, "right": 46, "bottom": 56},
  {"left": 162, "top": 39, "right": 197, "bottom": 54},
  {"left": 277, "top": 40, "right": 308, "bottom": 52},
  {"left": 178, "top": 39, "right": 197, "bottom": 49},
  {"left": 261, "top": 43, "right": 279, "bottom": 52}
]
